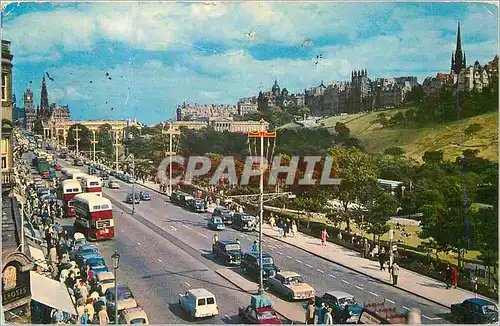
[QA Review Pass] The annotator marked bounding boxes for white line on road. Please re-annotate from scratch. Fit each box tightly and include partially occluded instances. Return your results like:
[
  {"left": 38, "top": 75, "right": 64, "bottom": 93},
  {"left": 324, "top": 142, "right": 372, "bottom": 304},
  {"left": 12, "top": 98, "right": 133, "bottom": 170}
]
[
  {"left": 355, "top": 285, "right": 364, "bottom": 290},
  {"left": 329, "top": 274, "right": 336, "bottom": 278},
  {"left": 277, "top": 251, "right": 283, "bottom": 255},
  {"left": 369, "top": 291, "right": 379, "bottom": 297},
  {"left": 196, "top": 232, "right": 208, "bottom": 238},
  {"left": 305, "top": 263, "right": 313, "bottom": 268},
  {"left": 402, "top": 306, "right": 410, "bottom": 310},
  {"left": 182, "top": 225, "right": 193, "bottom": 230},
  {"left": 421, "top": 315, "right": 434, "bottom": 320},
  {"left": 317, "top": 269, "right": 324, "bottom": 273},
  {"left": 295, "top": 259, "right": 303, "bottom": 264},
  {"left": 185, "top": 282, "right": 191, "bottom": 287},
  {"left": 426, "top": 316, "right": 442, "bottom": 321},
  {"left": 269, "top": 248, "right": 275, "bottom": 251},
  {"left": 385, "top": 299, "right": 395, "bottom": 304},
  {"left": 137, "top": 242, "right": 141, "bottom": 245},
  {"left": 157, "top": 258, "right": 162, "bottom": 262},
  {"left": 286, "top": 255, "right": 292, "bottom": 259},
  {"left": 342, "top": 280, "right": 349, "bottom": 284}
]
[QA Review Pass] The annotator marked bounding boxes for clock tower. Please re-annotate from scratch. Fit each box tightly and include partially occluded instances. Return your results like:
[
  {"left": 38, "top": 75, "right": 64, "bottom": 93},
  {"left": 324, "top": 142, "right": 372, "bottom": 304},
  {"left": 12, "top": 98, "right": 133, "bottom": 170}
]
[
  {"left": 24, "top": 88, "right": 33, "bottom": 111},
  {"left": 23, "top": 88, "right": 36, "bottom": 131}
]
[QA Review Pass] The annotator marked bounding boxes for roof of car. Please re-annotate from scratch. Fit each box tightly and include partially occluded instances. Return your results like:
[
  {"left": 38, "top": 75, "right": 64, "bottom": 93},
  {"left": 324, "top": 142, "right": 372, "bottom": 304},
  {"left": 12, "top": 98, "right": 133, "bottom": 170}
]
[
  {"left": 87, "top": 256, "right": 105, "bottom": 263},
  {"left": 325, "top": 291, "right": 354, "bottom": 299},
  {"left": 277, "top": 271, "right": 301, "bottom": 278},
  {"left": 122, "top": 307, "right": 148, "bottom": 320},
  {"left": 187, "top": 288, "right": 215, "bottom": 297},
  {"left": 465, "top": 298, "right": 496, "bottom": 306},
  {"left": 246, "top": 251, "right": 272, "bottom": 258},
  {"left": 219, "top": 240, "right": 239, "bottom": 245},
  {"left": 97, "top": 271, "right": 115, "bottom": 281}
]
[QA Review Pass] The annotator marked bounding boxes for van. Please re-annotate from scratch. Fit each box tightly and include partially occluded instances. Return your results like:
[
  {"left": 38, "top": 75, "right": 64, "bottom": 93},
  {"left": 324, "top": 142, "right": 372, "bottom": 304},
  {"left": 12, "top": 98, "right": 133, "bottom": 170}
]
[{"left": 179, "top": 288, "right": 218, "bottom": 319}]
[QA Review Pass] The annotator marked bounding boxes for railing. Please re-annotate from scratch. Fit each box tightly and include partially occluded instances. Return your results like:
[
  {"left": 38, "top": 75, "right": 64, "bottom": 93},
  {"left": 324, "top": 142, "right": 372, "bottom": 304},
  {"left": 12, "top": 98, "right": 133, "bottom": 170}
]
[{"left": 2, "top": 169, "right": 15, "bottom": 187}]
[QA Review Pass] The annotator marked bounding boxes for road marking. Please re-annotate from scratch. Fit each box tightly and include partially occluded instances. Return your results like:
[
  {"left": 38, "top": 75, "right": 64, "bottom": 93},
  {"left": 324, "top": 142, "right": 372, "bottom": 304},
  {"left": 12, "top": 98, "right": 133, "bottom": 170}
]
[
  {"left": 317, "top": 269, "right": 324, "bottom": 273},
  {"left": 295, "top": 259, "right": 303, "bottom": 264},
  {"left": 137, "top": 242, "right": 141, "bottom": 245},
  {"left": 402, "top": 306, "right": 410, "bottom": 310},
  {"left": 328, "top": 274, "right": 336, "bottom": 278},
  {"left": 277, "top": 251, "right": 283, "bottom": 255},
  {"left": 182, "top": 225, "right": 193, "bottom": 230},
  {"left": 286, "top": 255, "right": 292, "bottom": 259},
  {"left": 262, "top": 239, "right": 266, "bottom": 243},
  {"left": 421, "top": 314, "right": 434, "bottom": 320},
  {"left": 385, "top": 299, "right": 395, "bottom": 304},
  {"left": 355, "top": 285, "right": 364, "bottom": 290},
  {"left": 185, "top": 282, "right": 191, "bottom": 287},
  {"left": 341, "top": 280, "right": 349, "bottom": 284},
  {"left": 305, "top": 263, "right": 313, "bottom": 268},
  {"left": 426, "top": 316, "right": 442, "bottom": 321},
  {"left": 157, "top": 258, "right": 162, "bottom": 262},
  {"left": 269, "top": 248, "right": 275, "bottom": 251},
  {"left": 196, "top": 232, "right": 208, "bottom": 238},
  {"left": 368, "top": 291, "right": 379, "bottom": 297}
]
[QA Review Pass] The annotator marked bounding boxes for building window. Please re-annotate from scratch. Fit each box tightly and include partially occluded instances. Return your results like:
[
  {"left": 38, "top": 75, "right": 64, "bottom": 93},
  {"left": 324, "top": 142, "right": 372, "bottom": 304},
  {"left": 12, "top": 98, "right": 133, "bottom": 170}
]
[
  {"left": 1, "top": 72, "right": 7, "bottom": 101},
  {"left": 1, "top": 137, "right": 8, "bottom": 170}
]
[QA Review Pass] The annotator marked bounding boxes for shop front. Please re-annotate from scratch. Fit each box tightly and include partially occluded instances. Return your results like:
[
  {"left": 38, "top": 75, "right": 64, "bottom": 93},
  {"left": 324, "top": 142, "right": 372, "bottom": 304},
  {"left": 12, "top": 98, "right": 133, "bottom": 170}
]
[{"left": 2, "top": 252, "right": 33, "bottom": 323}]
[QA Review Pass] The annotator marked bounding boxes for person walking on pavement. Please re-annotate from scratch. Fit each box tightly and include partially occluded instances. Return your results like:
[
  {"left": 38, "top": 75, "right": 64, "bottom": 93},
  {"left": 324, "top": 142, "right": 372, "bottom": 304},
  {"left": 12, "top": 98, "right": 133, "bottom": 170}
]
[
  {"left": 98, "top": 305, "right": 109, "bottom": 324},
  {"left": 251, "top": 241, "right": 258, "bottom": 252},
  {"left": 323, "top": 307, "right": 333, "bottom": 324},
  {"left": 269, "top": 214, "right": 276, "bottom": 228},
  {"left": 445, "top": 264, "right": 452, "bottom": 289},
  {"left": 320, "top": 229, "right": 329, "bottom": 246},
  {"left": 305, "top": 299, "right": 316, "bottom": 324},
  {"left": 379, "top": 250, "right": 386, "bottom": 271},
  {"left": 291, "top": 221, "right": 297, "bottom": 238},
  {"left": 80, "top": 308, "right": 90, "bottom": 325},
  {"left": 283, "top": 221, "right": 289, "bottom": 238},
  {"left": 391, "top": 262, "right": 400, "bottom": 285},
  {"left": 317, "top": 303, "right": 326, "bottom": 324},
  {"left": 235, "top": 238, "right": 240, "bottom": 246},
  {"left": 451, "top": 265, "right": 458, "bottom": 288},
  {"left": 341, "top": 305, "right": 350, "bottom": 323}
]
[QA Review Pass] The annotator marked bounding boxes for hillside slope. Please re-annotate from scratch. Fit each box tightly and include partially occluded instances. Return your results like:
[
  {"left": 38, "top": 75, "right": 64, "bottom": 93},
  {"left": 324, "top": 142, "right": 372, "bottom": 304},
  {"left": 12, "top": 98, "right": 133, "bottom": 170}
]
[{"left": 295, "top": 110, "right": 498, "bottom": 162}]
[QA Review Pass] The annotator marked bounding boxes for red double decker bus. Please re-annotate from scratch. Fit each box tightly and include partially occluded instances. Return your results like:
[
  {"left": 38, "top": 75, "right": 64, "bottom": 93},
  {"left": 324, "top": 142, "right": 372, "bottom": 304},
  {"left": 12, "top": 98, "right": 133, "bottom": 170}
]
[
  {"left": 61, "top": 179, "right": 82, "bottom": 217},
  {"left": 81, "top": 175, "right": 102, "bottom": 196},
  {"left": 72, "top": 193, "right": 115, "bottom": 241}
]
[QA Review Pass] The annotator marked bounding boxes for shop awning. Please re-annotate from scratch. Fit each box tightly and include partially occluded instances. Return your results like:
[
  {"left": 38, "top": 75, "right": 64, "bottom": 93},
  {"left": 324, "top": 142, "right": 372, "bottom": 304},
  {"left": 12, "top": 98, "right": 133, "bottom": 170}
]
[
  {"left": 30, "top": 271, "right": 77, "bottom": 316},
  {"left": 28, "top": 246, "right": 48, "bottom": 270}
]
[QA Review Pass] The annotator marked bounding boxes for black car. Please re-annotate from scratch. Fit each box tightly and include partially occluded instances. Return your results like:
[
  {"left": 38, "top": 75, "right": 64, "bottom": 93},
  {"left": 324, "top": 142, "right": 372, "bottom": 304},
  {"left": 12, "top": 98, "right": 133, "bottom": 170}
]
[
  {"left": 187, "top": 198, "right": 207, "bottom": 212},
  {"left": 451, "top": 298, "right": 498, "bottom": 324},
  {"left": 232, "top": 213, "right": 257, "bottom": 232},
  {"left": 100, "top": 172, "right": 109, "bottom": 180},
  {"left": 213, "top": 240, "right": 242, "bottom": 266},
  {"left": 212, "top": 207, "right": 233, "bottom": 224},
  {"left": 241, "top": 252, "right": 279, "bottom": 284}
]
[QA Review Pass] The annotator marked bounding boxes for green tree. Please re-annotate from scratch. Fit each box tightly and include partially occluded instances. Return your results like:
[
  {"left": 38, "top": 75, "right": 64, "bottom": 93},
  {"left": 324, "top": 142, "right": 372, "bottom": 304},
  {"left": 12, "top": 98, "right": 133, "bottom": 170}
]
[
  {"left": 97, "top": 123, "right": 114, "bottom": 159},
  {"left": 474, "top": 205, "right": 498, "bottom": 281},
  {"left": 334, "top": 122, "right": 350, "bottom": 139},
  {"left": 33, "top": 119, "right": 44, "bottom": 136},
  {"left": 383, "top": 147, "right": 405, "bottom": 157},
  {"left": 67, "top": 124, "right": 91, "bottom": 152},
  {"left": 464, "top": 123, "right": 483, "bottom": 137},
  {"left": 375, "top": 113, "right": 389, "bottom": 127},
  {"left": 422, "top": 150, "right": 444, "bottom": 165},
  {"left": 328, "top": 146, "right": 378, "bottom": 231},
  {"left": 294, "top": 196, "right": 326, "bottom": 229}
]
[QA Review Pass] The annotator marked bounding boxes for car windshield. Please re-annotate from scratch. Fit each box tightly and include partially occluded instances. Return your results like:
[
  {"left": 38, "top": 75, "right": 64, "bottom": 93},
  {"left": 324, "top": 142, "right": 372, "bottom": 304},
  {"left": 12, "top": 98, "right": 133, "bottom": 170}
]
[
  {"left": 285, "top": 276, "right": 304, "bottom": 284},
  {"left": 82, "top": 248, "right": 97, "bottom": 254},
  {"left": 142, "top": 192, "right": 150, "bottom": 197},
  {"left": 130, "top": 318, "right": 147, "bottom": 324},
  {"left": 338, "top": 297, "right": 356, "bottom": 306},
  {"left": 90, "top": 260, "right": 106, "bottom": 268},
  {"left": 483, "top": 305, "right": 498, "bottom": 314},
  {"left": 225, "top": 244, "right": 241, "bottom": 251},
  {"left": 101, "top": 279, "right": 115, "bottom": 284},
  {"left": 117, "top": 288, "right": 134, "bottom": 300},
  {"left": 257, "top": 311, "right": 277, "bottom": 320},
  {"left": 262, "top": 257, "right": 274, "bottom": 265},
  {"left": 213, "top": 217, "right": 223, "bottom": 223}
]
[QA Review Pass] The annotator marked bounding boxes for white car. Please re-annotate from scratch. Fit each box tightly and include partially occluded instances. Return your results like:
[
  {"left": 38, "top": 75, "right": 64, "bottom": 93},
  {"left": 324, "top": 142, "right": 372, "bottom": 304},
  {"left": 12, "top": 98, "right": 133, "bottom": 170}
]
[
  {"left": 108, "top": 180, "right": 120, "bottom": 189},
  {"left": 267, "top": 271, "right": 315, "bottom": 300},
  {"left": 179, "top": 288, "right": 218, "bottom": 319},
  {"left": 97, "top": 271, "right": 115, "bottom": 295}
]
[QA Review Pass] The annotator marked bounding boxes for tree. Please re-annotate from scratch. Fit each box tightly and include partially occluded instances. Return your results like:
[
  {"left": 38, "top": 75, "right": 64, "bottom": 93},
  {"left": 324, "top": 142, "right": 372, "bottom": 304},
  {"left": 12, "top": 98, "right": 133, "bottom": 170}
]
[
  {"left": 375, "top": 113, "right": 389, "bottom": 127},
  {"left": 464, "top": 123, "right": 483, "bottom": 137},
  {"left": 383, "top": 147, "right": 405, "bottom": 157},
  {"left": 294, "top": 197, "right": 325, "bottom": 229},
  {"left": 364, "top": 190, "right": 399, "bottom": 244},
  {"left": 33, "top": 119, "right": 44, "bottom": 136},
  {"left": 67, "top": 124, "right": 91, "bottom": 152},
  {"left": 97, "top": 124, "right": 114, "bottom": 159},
  {"left": 334, "top": 122, "right": 350, "bottom": 139},
  {"left": 328, "top": 146, "right": 378, "bottom": 231},
  {"left": 422, "top": 150, "right": 444, "bottom": 165},
  {"left": 474, "top": 205, "right": 498, "bottom": 284}
]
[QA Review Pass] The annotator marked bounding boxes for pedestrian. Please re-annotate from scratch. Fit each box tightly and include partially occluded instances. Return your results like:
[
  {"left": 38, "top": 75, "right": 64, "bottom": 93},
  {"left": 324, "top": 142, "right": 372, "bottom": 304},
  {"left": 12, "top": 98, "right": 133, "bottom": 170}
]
[
  {"left": 252, "top": 241, "right": 258, "bottom": 252},
  {"left": 235, "top": 238, "right": 240, "bottom": 246},
  {"left": 51, "top": 308, "right": 65, "bottom": 324},
  {"left": 451, "top": 265, "right": 458, "bottom": 288},
  {"left": 65, "top": 271, "right": 76, "bottom": 289},
  {"left": 317, "top": 303, "right": 326, "bottom": 324},
  {"left": 98, "top": 305, "right": 109, "bottom": 324},
  {"left": 269, "top": 214, "right": 276, "bottom": 228},
  {"left": 277, "top": 221, "right": 283, "bottom": 237},
  {"left": 80, "top": 308, "right": 90, "bottom": 325},
  {"left": 323, "top": 307, "right": 333, "bottom": 324},
  {"left": 85, "top": 299, "right": 95, "bottom": 322},
  {"left": 341, "top": 305, "right": 350, "bottom": 323},
  {"left": 291, "top": 221, "right": 297, "bottom": 237},
  {"left": 320, "top": 229, "right": 329, "bottom": 246},
  {"left": 305, "top": 299, "right": 316, "bottom": 324},
  {"left": 445, "top": 264, "right": 452, "bottom": 289},
  {"left": 379, "top": 252, "right": 386, "bottom": 271},
  {"left": 213, "top": 234, "right": 218, "bottom": 246},
  {"left": 337, "top": 232, "right": 342, "bottom": 242},
  {"left": 392, "top": 262, "right": 400, "bottom": 285},
  {"left": 283, "top": 221, "right": 289, "bottom": 238}
]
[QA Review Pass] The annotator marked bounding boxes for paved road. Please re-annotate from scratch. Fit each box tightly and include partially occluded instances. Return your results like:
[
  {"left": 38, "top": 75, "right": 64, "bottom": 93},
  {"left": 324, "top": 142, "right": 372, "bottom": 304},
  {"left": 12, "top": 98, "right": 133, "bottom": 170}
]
[
  {"left": 98, "top": 175, "right": 450, "bottom": 323},
  {"left": 55, "top": 157, "right": 452, "bottom": 323}
]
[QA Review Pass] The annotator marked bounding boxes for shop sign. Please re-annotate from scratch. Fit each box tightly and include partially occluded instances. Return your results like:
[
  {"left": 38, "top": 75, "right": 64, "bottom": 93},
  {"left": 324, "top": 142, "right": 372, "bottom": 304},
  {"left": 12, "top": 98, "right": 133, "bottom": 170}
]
[{"left": 2, "top": 264, "right": 31, "bottom": 305}]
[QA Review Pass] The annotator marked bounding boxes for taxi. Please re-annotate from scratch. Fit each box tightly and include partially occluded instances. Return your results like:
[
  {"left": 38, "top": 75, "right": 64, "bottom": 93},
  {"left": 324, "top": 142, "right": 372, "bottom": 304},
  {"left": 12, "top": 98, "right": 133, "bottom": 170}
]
[
  {"left": 119, "top": 307, "right": 150, "bottom": 324},
  {"left": 207, "top": 216, "right": 225, "bottom": 230}
]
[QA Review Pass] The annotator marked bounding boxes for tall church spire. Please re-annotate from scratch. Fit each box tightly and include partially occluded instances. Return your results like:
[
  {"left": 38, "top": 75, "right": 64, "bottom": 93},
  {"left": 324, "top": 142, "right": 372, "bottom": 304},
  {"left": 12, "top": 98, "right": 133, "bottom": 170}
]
[
  {"left": 40, "top": 75, "right": 49, "bottom": 118},
  {"left": 452, "top": 22, "right": 466, "bottom": 74}
]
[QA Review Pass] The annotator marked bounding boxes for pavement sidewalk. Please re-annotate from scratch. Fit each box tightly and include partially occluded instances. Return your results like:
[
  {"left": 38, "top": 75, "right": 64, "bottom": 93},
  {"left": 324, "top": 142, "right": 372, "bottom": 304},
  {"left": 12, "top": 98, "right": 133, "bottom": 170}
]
[{"left": 261, "top": 224, "right": 492, "bottom": 309}]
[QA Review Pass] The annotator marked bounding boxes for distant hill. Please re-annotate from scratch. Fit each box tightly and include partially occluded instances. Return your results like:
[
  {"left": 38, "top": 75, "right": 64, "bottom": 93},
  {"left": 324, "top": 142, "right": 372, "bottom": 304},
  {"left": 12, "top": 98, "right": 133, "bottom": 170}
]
[{"left": 280, "top": 109, "right": 498, "bottom": 162}]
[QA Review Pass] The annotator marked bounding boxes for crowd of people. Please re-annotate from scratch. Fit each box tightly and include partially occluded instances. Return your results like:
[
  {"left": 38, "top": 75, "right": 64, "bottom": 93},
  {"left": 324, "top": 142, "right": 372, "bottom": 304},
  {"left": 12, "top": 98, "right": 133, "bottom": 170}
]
[{"left": 23, "top": 178, "right": 111, "bottom": 324}]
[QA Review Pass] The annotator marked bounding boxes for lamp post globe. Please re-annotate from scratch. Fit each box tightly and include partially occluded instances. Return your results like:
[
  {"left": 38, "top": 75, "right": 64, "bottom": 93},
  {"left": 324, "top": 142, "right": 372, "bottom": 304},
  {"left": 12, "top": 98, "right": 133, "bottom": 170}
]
[{"left": 111, "top": 251, "right": 120, "bottom": 323}]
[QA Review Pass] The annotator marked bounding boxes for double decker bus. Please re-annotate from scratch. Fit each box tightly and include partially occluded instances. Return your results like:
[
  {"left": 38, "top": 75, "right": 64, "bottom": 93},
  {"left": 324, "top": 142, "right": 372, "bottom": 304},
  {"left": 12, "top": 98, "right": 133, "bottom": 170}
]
[
  {"left": 73, "top": 193, "right": 115, "bottom": 241},
  {"left": 81, "top": 175, "right": 102, "bottom": 196},
  {"left": 61, "top": 179, "right": 82, "bottom": 217}
]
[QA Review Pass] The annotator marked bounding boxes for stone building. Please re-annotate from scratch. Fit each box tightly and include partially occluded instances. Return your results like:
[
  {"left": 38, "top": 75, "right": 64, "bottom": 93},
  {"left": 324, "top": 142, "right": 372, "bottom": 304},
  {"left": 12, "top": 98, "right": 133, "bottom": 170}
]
[
  {"left": 237, "top": 97, "right": 259, "bottom": 116},
  {"left": 176, "top": 102, "right": 238, "bottom": 121},
  {"left": 349, "top": 69, "right": 371, "bottom": 113},
  {"left": 2, "top": 40, "right": 14, "bottom": 189},
  {"left": 457, "top": 61, "right": 490, "bottom": 92},
  {"left": 304, "top": 81, "right": 327, "bottom": 115},
  {"left": 323, "top": 82, "right": 349, "bottom": 115},
  {"left": 165, "top": 118, "right": 268, "bottom": 133},
  {"left": 422, "top": 73, "right": 454, "bottom": 96}
]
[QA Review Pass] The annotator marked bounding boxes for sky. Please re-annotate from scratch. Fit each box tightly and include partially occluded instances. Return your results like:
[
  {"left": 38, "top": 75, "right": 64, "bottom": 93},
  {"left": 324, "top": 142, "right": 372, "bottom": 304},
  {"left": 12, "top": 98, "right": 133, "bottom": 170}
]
[{"left": 2, "top": 1, "right": 498, "bottom": 125}]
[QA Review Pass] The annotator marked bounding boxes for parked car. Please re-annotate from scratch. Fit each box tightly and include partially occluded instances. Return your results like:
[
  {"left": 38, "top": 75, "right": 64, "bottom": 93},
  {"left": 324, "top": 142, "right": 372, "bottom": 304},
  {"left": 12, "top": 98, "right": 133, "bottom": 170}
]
[
  {"left": 315, "top": 291, "right": 362, "bottom": 324},
  {"left": 241, "top": 252, "right": 279, "bottom": 285},
  {"left": 238, "top": 295, "right": 281, "bottom": 324},
  {"left": 125, "top": 192, "right": 140, "bottom": 204},
  {"left": 75, "top": 252, "right": 102, "bottom": 269},
  {"left": 207, "top": 217, "right": 225, "bottom": 231},
  {"left": 105, "top": 286, "right": 138, "bottom": 320},
  {"left": 108, "top": 180, "right": 120, "bottom": 189},
  {"left": 267, "top": 271, "right": 315, "bottom": 301},
  {"left": 100, "top": 172, "right": 109, "bottom": 180},
  {"left": 70, "top": 244, "right": 99, "bottom": 261},
  {"left": 187, "top": 198, "right": 208, "bottom": 212},
  {"left": 119, "top": 307, "right": 150, "bottom": 324},
  {"left": 86, "top": 256, "right": 109, "bottom": 275},
  {"left": 97, "top": 271, "right": 115, "bottom": 295},
  {"left": 232, "top": 213, "right": 257, "bottom": 232},
  {"left": 212, "top": 207, "right": 233, "bottom": 224},
  {"left": 139, "top": 191, "right": 151, "bottom": 201},
  {"left": 179, "top": 288, "right": 218, "bottom": 319},
  {"left": 451, "top": 298, "right": 498, "bottom": 324},
  {"left": 212, "top": 240, "right": 242, "bottom": 266}
]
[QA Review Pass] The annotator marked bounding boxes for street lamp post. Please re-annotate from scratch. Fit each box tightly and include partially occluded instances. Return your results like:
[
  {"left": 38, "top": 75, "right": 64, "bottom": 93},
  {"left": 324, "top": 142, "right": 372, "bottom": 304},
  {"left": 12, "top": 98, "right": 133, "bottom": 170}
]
[
  {"left": 132, "top": 154, "right": 136, "bottom": 214},
  {"left": 389, "top": 229, "right": 394, "bottom": 280},
  {"left": 111, "top": 251, "right": 120, "bottom": 323}
]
